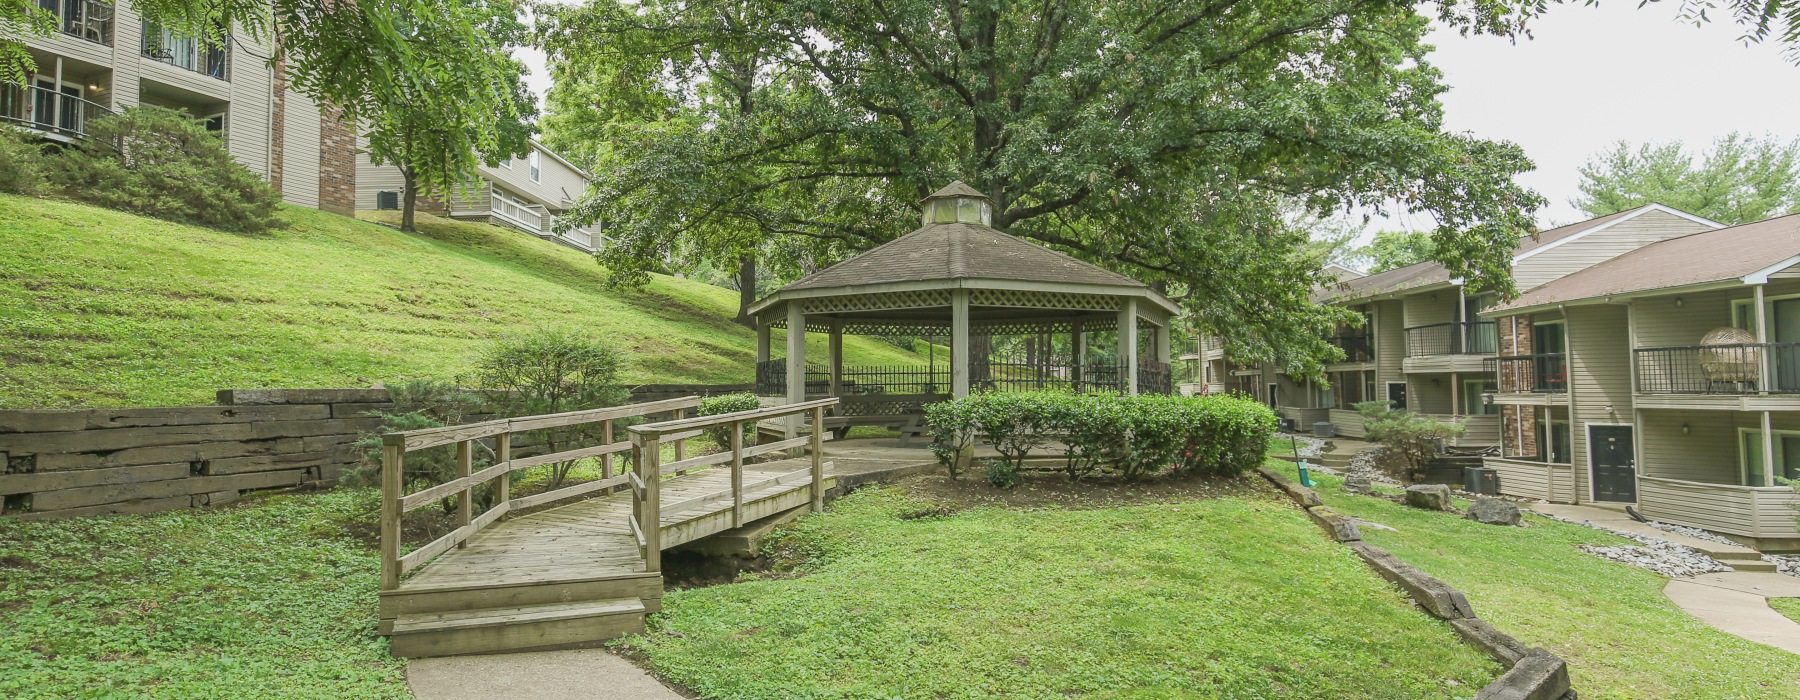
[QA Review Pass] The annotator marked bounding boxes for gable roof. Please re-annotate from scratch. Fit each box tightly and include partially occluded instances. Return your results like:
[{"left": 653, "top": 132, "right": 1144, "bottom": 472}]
[
  {"left": 776, "top": 222, "right": 1148, "bottom": 293},
  {"left": 1491, "top": 212, "right": 1800, "bottom": 313}
]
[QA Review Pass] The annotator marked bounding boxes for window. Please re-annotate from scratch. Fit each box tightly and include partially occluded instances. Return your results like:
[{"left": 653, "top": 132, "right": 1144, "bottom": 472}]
[
  {"left": 1462, "top": 378, "right": 1498, "bottom": 415},
  {"left": 528, "top": 150, "right": 541, "bottom": 183},
  {"left": 1539, "top": 415, "right": 1572, "bottom": 464},
  {"left": 1738, "top": 428, "right": 1800, "bottom": 486},
  {"left": 1317, "top": 381, "right": 1334, "bottom": 410},
  {"left": 500, "top": 157, "right": 512, "bottom": 168}
]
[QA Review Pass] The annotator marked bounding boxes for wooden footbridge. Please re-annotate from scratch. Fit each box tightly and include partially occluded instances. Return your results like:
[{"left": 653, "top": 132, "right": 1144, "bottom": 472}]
[{"left": 376, "top": 397, "right": 840, "bottom": 658}]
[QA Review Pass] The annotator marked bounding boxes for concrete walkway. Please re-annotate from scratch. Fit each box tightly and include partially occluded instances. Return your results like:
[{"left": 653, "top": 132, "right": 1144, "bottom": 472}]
[
  {"left": 408, "top": 648, "right": 685, "bottom": 699},
  {"left": 1524, "top": 502, "right": 1774, "bottom": 570},
  {"left": 1665, "top": 572, "right": 1800, "bottom": 655}
]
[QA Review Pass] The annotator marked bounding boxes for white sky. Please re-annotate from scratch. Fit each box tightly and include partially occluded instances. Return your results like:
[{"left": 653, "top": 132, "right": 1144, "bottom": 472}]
[{"left": 514, "top": 3, "right": 1800, "bottom": 231}]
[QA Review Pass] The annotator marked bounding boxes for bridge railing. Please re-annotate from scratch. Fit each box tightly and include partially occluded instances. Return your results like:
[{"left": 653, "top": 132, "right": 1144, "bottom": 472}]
[
  {"left": 378, "top": 396, "right": 703, "bottom": 590},
  {"left": 626, "top": 397, "right": 839, "bottom": 572}
]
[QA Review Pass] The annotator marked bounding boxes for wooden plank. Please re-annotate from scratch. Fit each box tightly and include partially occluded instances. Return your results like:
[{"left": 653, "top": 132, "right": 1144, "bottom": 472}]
[
  {"left": 390, "top": 397, "right": 703, "bottom": 451},
  {"left": 454, "top": 441, "right": 473, "bottom": 548},
  {"left": 27, "top": 469, "right": 306, "bottom": 511},
  {"left": 628, "top": 398, "right": 839, "bottom": 437},
  {"left": 641, "top": 438, "right": 662, "bottom": 571},
  {"left": 5, "top": 495, "right": 193, "bottom": 520},
  {"left": 730, "top": 421, "right": 744, "bottom": 528},
  {"left": 0, "top": 404, "right": 331, "bottom": 433},
  {"left": 810, "top": 406, "right": 826, "bottom": 512},
  {"left": 403, "top": 462, "right": 511, "bottom": 513},
  {"left": 381, "top": 445, "right": 403, "bottom": 589},
  {"left": 0, "top": 462, "right": 189, "bottom": 496},
  {"left": 661, "top": 449, "right": 736, "bottom": 473},
  {"left": 507, "top": 441, "right": 632, "bottom": 471},
  {"left": 742, "top": 434, "right": 824, "bottom": 460},
  {"left": 219, "top": 388, "right": 391, "bottom": 405},
  {"left": 630, "top": 513, "right": 646, "bottom": 548},
  {"left": 401, "top": 525, "right": 471, "bottom": 574},
  {"left": 0, "top": 417, "right": 380, "bottom": 455},
  {"left": 495, "top": 433, "right": 511, "bottom": 511},
  {"left": 508, "top": 474, "right": 630, "bottom": 511}
]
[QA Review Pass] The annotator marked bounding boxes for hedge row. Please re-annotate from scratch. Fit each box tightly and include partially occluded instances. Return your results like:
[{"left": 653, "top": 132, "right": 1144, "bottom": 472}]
[{"left": 924, "top": 391, "right": 1276, "bottom": 482}]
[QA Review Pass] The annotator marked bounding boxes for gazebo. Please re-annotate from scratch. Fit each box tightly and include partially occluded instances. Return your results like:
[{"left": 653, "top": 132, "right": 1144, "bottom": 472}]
[{"left": 747, "top": 182, "right": 1180, "bottom": 437}]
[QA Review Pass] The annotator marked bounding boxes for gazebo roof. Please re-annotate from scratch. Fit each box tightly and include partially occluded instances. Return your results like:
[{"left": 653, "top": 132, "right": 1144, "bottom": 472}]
[{"left": 780, "top": 221, "right": 1150, "bottom": 292}]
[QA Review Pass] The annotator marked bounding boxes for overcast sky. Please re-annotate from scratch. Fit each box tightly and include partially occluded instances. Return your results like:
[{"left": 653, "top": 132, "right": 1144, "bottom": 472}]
[{"left": 515, "top": 3, "right": 1800, "bottom": 231}]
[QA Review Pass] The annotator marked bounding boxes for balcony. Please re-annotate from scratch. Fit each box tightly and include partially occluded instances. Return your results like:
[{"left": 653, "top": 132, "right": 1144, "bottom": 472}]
[
  {"left": 1494, "top": 353, "right": 1568, "bottom": 394},
  {"left": 1405, "top": 321, "right": 1498, "bottom": 357},
  {"left": 0, "top": 82, "right": 111, "bottom": 139},
  {"left": 1634, "top": 343, "right": 1800, "bottom": 409},
  {"left": 37, "top": 0, "right": 114, "bottom": 46},
  {"left": 141, "top": 26, "right": 228, "bottom": 81},
  {"left": 1327, "top": 334, "right": 1373, "bottom": 364}
]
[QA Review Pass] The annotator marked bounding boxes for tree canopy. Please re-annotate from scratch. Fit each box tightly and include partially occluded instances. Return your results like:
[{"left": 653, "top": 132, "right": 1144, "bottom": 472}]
[
  {"left": 538, "top": 0, "right": 1553, "bottom": 377},
  {"left": 1572, "top": 132, "right": 1800, "bottom": 225},
  {"left": 1350, "top": 230, "right": 1439, "bottom": 273}
]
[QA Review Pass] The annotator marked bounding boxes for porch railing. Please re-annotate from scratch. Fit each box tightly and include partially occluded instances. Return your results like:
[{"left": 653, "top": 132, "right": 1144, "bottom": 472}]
[
  {"left": 40, "top": 0, "right": 114, "bottom": 45},
  {"left": 626, "top": 398, "right": 835, "bottom": 572},
  {"left": 377, "top": 396, "right": 702, "bottom": 590},
  {"left": 1328, "top": 334, "right": 1373, "bottom": 363},
  {"left": 1638, "top": 475, "right": 1800, "bottom": 538},
  {"left": 1494, "top": 353, "right": 1567, "bottom": 393},
  {"left": 1634, "top": 343, "right": 1800, "bottom": 394},
  {"left": 141, "top": 24, "right": 228, "bottom": 80},
  {"left": 0, "top": 82, "right": 110, "bottom": 139},
  {"left": 1405, "top": 321, "right": 1497, "bottom": 357}
]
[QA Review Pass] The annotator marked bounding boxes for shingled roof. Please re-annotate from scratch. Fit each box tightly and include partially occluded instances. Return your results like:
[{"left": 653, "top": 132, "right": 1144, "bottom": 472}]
[{"left": 778, "top": 221, "right": 1148, "bottom": 292}]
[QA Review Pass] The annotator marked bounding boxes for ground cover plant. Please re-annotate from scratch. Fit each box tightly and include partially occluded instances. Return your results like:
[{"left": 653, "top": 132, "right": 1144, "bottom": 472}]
[
  {"left": 0, "top": 195, "right": 927, "bottom": 408},
  {"left": 1266, "top": 460, "right": 1800, "bottom": 699},
  {"left": 621, "top": 485, "right": 1500, "bottom": 698},
  {"left": 1771, "top": 597, "right": 1800, "bottom": 626},
  {"left": 0, "top": 489, "right": 409, "bottom": 699}
]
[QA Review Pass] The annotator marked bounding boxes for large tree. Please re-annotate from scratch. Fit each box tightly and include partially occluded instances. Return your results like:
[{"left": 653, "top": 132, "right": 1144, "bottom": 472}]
[
  {"left": 1350, "top": 230, "right": 1439, "bottom": 273},
  {"left": 1572, "top": 132, "right": 1800, "bottom": 224},
  {"left": 539, "top": 0, "right": 1550, "bottom": 376}
]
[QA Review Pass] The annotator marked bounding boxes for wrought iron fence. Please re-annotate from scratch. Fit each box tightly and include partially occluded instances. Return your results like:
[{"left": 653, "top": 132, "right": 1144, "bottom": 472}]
[
  {"left": 1494, "top": 353, "right": 1567, "bottom": 393},
  {"left": 1405, "top": 321, "right": 1498, "bottom": 357},
  {"left": 0, "top": 82, "right": 110, "bottom": 138},
  {"left": 756, "top": 359, "right": 1164, "bottom": 395},
  {"left": 1634, "top": 343, "right": 1800, "bottom": 394},
  {"left": 1137, "top": 360, "right": 1173, "bottom": 395}
]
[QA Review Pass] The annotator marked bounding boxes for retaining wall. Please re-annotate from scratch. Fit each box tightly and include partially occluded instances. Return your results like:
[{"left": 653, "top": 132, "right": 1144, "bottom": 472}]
[{"left": 0, "top": 383, "right": 753, "bottom": 520}]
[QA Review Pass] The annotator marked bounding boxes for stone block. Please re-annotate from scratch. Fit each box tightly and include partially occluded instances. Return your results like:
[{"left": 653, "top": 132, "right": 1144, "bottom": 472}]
[
  {"left": 1342, "top": 475, "right": 1373, "bottom": 495},
  {"left": 1404, "top": 484, "right": 1454, "bottom": 511},
  {"left": 1348, "top": 541, "right": 1477, "bottom": 619},
  {"left": 1305, "top": 505, "right": 1362, "bottom": 542},
  {"left": 1256, "top": 466, "right": 1324, "bottom": 508},
  {"left": 1474, "top": 650, "right": 1571, "bottom": 700},
  {"left": 1450, "top": 618, "right": 1531, "bottom": 667},
  {"left": 6, "top": 495, "right": 193, "bottom": 520},
  {"left": 1466, "top": 497, "right": 1523, "bottom": 526},
  {"left": 0, "top": 462, "right": 191, "bottom": 496},
  {"left": 218, "top": 388, "right": 391, "bottom": 405}
]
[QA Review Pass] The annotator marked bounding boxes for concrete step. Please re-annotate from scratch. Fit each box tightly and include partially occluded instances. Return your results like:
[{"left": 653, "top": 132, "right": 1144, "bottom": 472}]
[
  {"left": 1725, "top": 560, "right": 1780, "bottom": 573},
  {"left": 389, "top": 598, "right": 647, "bottom": 658}
]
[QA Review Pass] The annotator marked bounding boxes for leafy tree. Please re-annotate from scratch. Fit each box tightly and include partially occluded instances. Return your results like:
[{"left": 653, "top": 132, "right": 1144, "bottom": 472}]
[
  {"left": 0, "top": 0, "right": 53, "bottom": 84},
  {"left": 1572, "top": 132, "right": 1800, "bottom": 225},
  {"left": 53, "top": 107, "right": 281, "bottom": 233},
  {"left": 538, "top": 0, "right": 1548, "bottom": 378},
  {"left": 477, "top": 328, "right": 629, "bottom": 488},
  {"left": 1352, "top": 230, "right": 1440, "bottom": 273}
]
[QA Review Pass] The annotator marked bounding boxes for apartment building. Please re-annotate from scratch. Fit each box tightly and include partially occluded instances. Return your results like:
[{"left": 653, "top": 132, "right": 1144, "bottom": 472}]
[
  {"left": 1211, "top": 204, "right": 1720, "bottom": 449},
  {"left": 3, "top": 0, "right": 355, "bottom": 213},
  {"left": 1484, "top": 213, "right": 1800, "bottom": 550},
  {"left": 355, "top": 139, "right": 604, "bottom": 253}
]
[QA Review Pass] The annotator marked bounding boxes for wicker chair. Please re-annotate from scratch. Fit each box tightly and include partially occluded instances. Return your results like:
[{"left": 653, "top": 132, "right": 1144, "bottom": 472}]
[{"left": 1698, "top": 326, "right": 1760, "bottom": 385}]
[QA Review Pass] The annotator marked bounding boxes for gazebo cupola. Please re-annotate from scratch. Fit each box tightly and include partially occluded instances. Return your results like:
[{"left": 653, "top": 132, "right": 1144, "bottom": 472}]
[{"left": 748, "top": 181, "right": 1180, "bottom": 437}]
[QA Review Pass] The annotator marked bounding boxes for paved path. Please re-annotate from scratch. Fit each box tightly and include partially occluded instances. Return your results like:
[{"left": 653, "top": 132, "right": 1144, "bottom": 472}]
[
  {"left": 1525, "top": 502, "right": 1769, "bottom": 563},
  {"left": 1664, "top": 572, "right": 1800, "bottom": 655},
  {"left": 408, "top": 648, "right": 685, "bottom": 700}
]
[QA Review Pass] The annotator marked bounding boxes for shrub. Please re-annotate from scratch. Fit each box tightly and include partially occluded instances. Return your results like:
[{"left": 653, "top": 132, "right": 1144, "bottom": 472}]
[
  {"left": 478, "top": 329, "right": 629, "bottom": 488},
  {"left": 0, "top": 127, "right": 48, "bottom": 194},
  {"left": 1054, "top": 393, "right": 1128, "bottom": 482},
  {"left": 984, "top": 459, "right": 1020, "bottom": 489},
  {"left": 1356, "top": 400, "right": 1463, "bottom": 482},
  {"left": 923, "top": 399, "right": 976, "bottom": 480},
  {"left": 52, "top": 106, "right": 280, "bottom": 233},
  {"left": 698, "top": 392, "right": 761, "bottom": 449},
  {"left": 350, "top": 378, "right": 491, "bottom": 513}
]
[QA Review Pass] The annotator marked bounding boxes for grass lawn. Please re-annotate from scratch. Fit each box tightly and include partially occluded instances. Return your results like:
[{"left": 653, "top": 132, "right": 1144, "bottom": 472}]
[
  {"left": 1267, "top": 460, "right": 1800, "bottom": 699},
  {"left": 1772, "top": 598, "right": 1800, "bottom": 626},
  {"left": 0, "top": 489, "right": 408, "bottom": 699},
  {"left": 0, "top": 195, "right": 924, "bottom": 408},
  {"left": 624, "top": 485, "right": 1501, "bottom": 699}
]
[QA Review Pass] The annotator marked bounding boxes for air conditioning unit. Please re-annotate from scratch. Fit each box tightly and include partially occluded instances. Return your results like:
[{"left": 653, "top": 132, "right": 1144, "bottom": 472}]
[{"left": 376, "top": 191, "right": 400, "bottom": 210}]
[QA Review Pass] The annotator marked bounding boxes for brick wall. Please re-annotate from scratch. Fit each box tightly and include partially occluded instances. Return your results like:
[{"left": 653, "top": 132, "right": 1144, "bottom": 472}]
[
  {"left": 318, "top": 106, "right": 357, "bottom": 215},
  {"left": 270, "top": 56, "right": 286, "bottom": 192},
  {"left": 1497, "top": 314, "right": 1539, "bottom": 458},
  {"left": 0, "top": 389, "right": 390, "bottom": 520}
]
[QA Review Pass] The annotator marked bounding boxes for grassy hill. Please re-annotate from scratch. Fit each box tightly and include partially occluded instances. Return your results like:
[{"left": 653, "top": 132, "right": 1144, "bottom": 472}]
[{"left": 0, "top": 195, "right": 924, "bottom": 408}]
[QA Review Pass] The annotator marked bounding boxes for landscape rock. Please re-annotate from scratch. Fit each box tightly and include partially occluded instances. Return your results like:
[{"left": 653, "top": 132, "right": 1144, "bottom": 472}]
[
  {"left": 1536, "top": 512, "right": 1734, "bottom": 577},
  {"left": 1464, "top": 498, "right": 1523, "bottom": 526},
  {"left": 1404, "top": 484, "right": 1453, "bottom": 512},
  {"left": 1341, "top": 475, "right": 1373, "bottom": 495}
]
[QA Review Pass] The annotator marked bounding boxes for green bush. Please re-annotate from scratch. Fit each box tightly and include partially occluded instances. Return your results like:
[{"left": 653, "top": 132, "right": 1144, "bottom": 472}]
[
  {"left": 478, "top": 328, "right": 629, "bottom": 488},
  {"left": 924, "top": 391, "right": 1275, "bottom": 483},
  {"left": 53, "top": 106, "right": 280, "bottom": 233},
  {"left": 983, "top": 459, "right": 1020, "bottom": 489},
  {"left": 698, "top": 392, "right": 761, "bottom": 448},
  {"left": 350, "top": 378, "right": 491, "bottom": 513},
  {"left": 0, "top": 127, "right": 47, "bottom": 194},
  {"left": 1355, "top": 400, "right": 1463, "bottom": 482}
]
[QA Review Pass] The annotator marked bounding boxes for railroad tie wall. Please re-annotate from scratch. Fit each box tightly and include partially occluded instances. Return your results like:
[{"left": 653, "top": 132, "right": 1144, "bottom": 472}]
[{"left": 0, "top": 389, "right": 392, "bottom": 520}]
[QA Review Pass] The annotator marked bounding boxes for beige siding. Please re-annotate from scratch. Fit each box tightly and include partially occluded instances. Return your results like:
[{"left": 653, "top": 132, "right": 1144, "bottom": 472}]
[
  {"left": 1327, "top": 409, "right": 1364, "bottom": 438},
  {"left": 1487, "top": 456, "right": 1557, "bottom": 501},
  {"left": 1637, "top": 409, "right": 1744, "bottom": 484},
  {"left": 1374, "top": 300, "right": 1405, "bottom": 386},
  {"left": 1513, "top": 210, "right": 1717, "bottom": 290},
  {"left": 222, "top": 34, "right": 274, "bottom": 178},
  {"left": 1631, "top": 289, "right": 1734, "bottom": 349},
  {"left": 1566, "top": 305, "right": 1633, "bottom": 501},
  {"left": 1411, "top": 380, "right": 1454, "bottom": 414},
  {"left": 281, "top": 88, "right": 321, "bottom": 208},
  {"left": 1455, "top": 414, "right": 1500, "bottom": 446},
  {"left": 1638, "top": 476, "right": 1799, "bottom": 538},
  {"left": 480, "top": 144, "right": 588, "bottom": 211},
  {"left": 1402, "top": 289, "right": 1457, "bottom": 329},
  {"left": 355, "top": 136, "right": 407, "bottom": 211}
]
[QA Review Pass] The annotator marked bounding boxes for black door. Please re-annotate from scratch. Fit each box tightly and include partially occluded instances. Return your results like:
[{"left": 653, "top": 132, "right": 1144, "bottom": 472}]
[
  {"left": 1387, "top": 382, "right": 1407, "bottom": 410},
  {"left": 1591, "top": 425, "right": 1636, "bottom": 503}
]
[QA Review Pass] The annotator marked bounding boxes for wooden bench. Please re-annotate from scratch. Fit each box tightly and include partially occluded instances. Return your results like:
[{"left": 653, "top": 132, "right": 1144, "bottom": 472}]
[{"left": 820, "top": 393, "right": 946, "bottom": 445}]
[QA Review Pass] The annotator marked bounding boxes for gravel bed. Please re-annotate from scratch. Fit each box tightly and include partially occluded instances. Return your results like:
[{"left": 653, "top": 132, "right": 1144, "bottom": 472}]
[
  {"left": 1534, "top": 512, "right": 1734, "bottom": 577},
  {"left": 1276, "top": 434, "right": 1326, "bottom": 459},
  {"left": 1648, "top": 520, "right": 1741, "bottom": 547},
  {"left": 1765, "top": 554, "right": 1800, "bottom": 578}
]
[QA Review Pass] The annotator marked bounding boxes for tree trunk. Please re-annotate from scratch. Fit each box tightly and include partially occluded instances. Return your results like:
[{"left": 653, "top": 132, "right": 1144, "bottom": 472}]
[
  {"left": 735, "top": 254, "right": 757, "bottom": 327},
  {"left": 401, "top": 167, "right": 418, "bottom": 232}
]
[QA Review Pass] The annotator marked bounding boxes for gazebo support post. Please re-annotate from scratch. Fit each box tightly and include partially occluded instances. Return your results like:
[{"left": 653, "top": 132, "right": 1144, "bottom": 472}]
[
  {"left": 951, "top": 289, "right": 973, "bottom": 471},
  {"left": 828, "top": 321, "right": 843, "bottom": 397},
  {"left": 1119, "top": 299, "right": 1139, "bottom": 395},
  {"left": 1072, "top": 318, "right": 1085, "bottom": 392},
  {"left": 756, "top": 324, "right": 771, "bottom": 364},
  {"left": 1154, "top": 319, "right": 1170, "bottom": 394},
  {"left": 786, "top": 301, "right": 806, "bottom": 442}
]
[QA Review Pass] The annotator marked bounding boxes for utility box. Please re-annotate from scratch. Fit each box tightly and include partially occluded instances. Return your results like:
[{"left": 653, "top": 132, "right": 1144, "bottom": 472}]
[
  {"left": 376, "top": 191, "right": 400, "bottom": 210},
  {"left": 1464, "top": 466, "right": 1499, "bottom": 496},
  {"left": 1279, "top": 418, "right": 1297, "bottom": 433},
  {"left": 1313, "top": 422, "right": 1336, "bottom": 438}
]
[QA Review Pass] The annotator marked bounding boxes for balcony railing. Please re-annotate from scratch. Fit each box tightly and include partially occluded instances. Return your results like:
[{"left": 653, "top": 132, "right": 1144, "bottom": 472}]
[
  {"left": 141, "top": 25, "right": 228, "bottom": 80},
  {"left": 38, "top": 0, "right": 114, "bottom": 45},
  {"left": 1328, "top": 335, "right": 1373, "bottom": 363},
  {"left": 1494, "top": 353, "right": 1567, "bottom": 393},
  {"left": 1634, "top": 343, "right": 1800, "bottom": 394},
  {"left": 0, "top": 82, "right": 110, "bottom": 138},
  {"left": 1406, "top": 321, "right": 1497, "bottom": 357}
]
